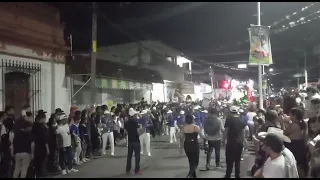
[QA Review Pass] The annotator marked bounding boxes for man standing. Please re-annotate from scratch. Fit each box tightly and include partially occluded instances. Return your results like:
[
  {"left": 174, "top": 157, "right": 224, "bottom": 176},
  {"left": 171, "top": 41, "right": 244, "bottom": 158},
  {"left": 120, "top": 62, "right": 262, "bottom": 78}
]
[
  {"left": 203, "top": 108, "right": 224, "bottom": 170},
  {"left": 125, "top": 108, "right": 142, "bottom": 175},
  {"left": 139, "top": 110, "right": 153, "bottom": 157},
  {"left": 223, "top": 106, "right": 245, "bottom": 178}
]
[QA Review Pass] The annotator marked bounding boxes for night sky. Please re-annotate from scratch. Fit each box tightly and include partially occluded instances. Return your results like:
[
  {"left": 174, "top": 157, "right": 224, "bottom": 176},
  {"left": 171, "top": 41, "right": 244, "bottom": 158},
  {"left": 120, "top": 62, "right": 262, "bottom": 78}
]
[{"left": 48, "top": 2, "right": 320, "bottom": 87}]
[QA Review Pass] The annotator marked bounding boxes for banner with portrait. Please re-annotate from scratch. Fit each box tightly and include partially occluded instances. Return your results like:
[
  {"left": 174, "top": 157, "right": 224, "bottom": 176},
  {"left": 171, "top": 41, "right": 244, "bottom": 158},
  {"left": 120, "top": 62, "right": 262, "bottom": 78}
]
[{"left": 248, "top": 25, "right": 273, "bottom": 65}]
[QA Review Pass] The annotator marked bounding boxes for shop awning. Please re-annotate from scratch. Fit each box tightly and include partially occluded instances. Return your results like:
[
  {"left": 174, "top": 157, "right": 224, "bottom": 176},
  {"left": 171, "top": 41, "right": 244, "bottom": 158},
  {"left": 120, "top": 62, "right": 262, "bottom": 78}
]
[{"left": 96, "top": 78, "right": 152, "bottom": 90}]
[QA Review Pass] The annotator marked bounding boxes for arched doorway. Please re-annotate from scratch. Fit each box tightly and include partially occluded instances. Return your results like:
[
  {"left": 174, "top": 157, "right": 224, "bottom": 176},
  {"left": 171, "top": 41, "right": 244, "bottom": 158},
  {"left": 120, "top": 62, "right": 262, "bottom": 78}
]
[{"left": 5, "top": 72, "right": 30, "bottom": 115}]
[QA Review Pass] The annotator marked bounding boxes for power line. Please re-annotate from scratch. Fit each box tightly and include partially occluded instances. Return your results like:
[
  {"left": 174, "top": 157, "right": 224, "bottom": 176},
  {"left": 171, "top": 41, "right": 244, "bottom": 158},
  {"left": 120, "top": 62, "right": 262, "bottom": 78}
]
[
  {"left": 75, "top": 3, "right": 249, "bottom": 72},
  {"left": 215, "top": 2, "right": 320, "bottom": 52}
]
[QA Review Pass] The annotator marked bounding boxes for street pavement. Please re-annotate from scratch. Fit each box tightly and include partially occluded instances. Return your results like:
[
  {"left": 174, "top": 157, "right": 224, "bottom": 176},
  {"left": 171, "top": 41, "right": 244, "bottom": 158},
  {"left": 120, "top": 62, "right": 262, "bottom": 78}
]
[{"left": 54, "top": 135, "right": 255, "bottom": 178}]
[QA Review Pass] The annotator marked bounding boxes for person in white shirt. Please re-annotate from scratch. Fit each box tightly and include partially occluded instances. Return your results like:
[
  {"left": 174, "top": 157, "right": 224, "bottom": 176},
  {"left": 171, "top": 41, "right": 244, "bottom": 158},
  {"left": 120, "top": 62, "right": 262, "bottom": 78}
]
[
  {"left": 254, "top": 134, "right": 286, "bottom": 178},
  {"left": 56, "top": 113, "right": 78, "bottom": 175},
  {"left": 255, "top": 127, "right": 299, "bottom": 178}
]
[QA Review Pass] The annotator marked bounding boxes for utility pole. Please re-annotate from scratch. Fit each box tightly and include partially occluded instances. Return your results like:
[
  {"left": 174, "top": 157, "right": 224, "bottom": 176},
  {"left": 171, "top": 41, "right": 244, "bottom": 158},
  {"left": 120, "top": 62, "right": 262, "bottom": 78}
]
[
  {"left": 304, "top": 51, "right": 308, "bottom": 88},
  {"left": 209, "top": 66, "right": 215, "bottom": 99},
  {"left": 257, "top": 2, "right": 263, "bottom": 109},
  {"left": 90, "top": 2, "right": 97, "bottom": 105}
]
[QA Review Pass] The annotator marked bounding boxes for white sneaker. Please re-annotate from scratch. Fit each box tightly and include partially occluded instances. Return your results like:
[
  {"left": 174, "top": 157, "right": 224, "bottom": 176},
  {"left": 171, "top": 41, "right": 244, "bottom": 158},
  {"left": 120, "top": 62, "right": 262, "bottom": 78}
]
[
  {"left": 140, "top": 152, "right": 143, "bottom": 155},
  {"left": 84, "top": 158, "right": 90, "bottom": 161},
  {"left": 82, "top": 159, "right": 87, "bottom": 163},
  {"left": 147, "top": 152, "right": 151, "bottom": 157},
  {"left": 67, "top": 168, "right": 79, "bottom": 173},
  {"left": 170, "top": 141, "right": 173, "bottom": 143},
  {"left": 62, "top": 169, "right": 67, "bottom": 175},
  {"left": 111, "top": 152, "right": 114, "bottom": 156}
]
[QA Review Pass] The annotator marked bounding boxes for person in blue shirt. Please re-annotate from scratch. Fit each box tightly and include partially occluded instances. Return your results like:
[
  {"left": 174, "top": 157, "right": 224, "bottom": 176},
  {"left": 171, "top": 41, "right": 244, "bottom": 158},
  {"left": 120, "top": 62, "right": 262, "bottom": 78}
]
[
  {"left": 239, "top": 109, "right": 249, "bottom": 152},
  {"left": 167, "top": 110, "right": 177, "bottom": 143},
  {"left": 70, "top": 116, "right": 82, "bottom": 165},
  {"left": 193, "top": 106, "right": 202, "bottom": 128},
  {"left": 101, "top": 110, "right": 115, "bottom": 156},
  {"left": 138, "top": 109, "right": 153, "bottom": 156}
]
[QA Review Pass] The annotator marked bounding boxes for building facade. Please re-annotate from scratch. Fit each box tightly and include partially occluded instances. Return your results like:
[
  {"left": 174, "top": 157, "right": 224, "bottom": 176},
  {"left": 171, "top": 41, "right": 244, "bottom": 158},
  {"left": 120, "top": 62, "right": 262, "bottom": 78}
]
[
  {"left": 78, "top": 40, "right": 194, "bottom": 102},
  {"left": 0, "top": 2, "right": 70, "bottom": 114},
  {"left": 67, "top": 55, "right": 162, "bottom": 108}
]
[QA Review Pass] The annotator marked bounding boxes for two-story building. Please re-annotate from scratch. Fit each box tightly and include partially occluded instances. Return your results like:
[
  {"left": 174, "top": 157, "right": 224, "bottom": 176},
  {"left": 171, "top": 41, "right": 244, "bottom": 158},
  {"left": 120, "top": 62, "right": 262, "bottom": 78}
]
[
  {"left": 0, "top": 2, "right": 70, "bottom": 114},
  {"left": 77, "top": 40, "right": 194, "bottom": 103}
]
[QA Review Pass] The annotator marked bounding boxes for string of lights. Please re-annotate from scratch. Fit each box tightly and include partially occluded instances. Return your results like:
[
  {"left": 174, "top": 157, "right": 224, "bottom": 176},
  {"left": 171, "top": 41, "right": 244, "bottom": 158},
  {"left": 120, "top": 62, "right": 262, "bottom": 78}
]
[
  {"left": 216, "top": 2, "right": 320, "bottom": 51},
  {"left": 273, "top": 9, "right": 320, "bottom": 34}
]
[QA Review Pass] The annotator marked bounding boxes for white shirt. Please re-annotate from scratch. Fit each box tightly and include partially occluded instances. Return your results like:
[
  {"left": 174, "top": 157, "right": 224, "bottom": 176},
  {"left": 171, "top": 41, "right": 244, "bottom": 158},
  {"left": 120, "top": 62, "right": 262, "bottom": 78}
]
[
  {"left": 56, "top": 124, "right": 72, "bottom": 148},
  {"left": 263, "top": 156, "right": 286, "bottom": 178},
  {"left": 282, "top": 148, "right": 299, "bottom": 178},
  {"left": 246, "top": 112, "right": 256, "bottom": 125}
]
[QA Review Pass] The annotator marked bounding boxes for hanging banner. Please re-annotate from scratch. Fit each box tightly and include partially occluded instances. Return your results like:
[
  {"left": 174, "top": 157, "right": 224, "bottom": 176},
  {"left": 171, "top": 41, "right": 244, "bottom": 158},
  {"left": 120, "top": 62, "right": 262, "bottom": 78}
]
[{"left": 248, "top": 25, "right": 273, "bottom": 65}]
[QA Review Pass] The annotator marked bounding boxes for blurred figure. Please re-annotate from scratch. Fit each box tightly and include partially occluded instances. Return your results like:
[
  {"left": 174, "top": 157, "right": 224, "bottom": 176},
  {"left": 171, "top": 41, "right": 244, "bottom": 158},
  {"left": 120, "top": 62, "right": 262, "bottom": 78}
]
[
  {"left": 223, "top": 106, "right": 245, "bottom": 178},
  {"left": 180, "top": 114, "right": 206, "bottom": 178},
  {"left": 32, "top": 110, "right": 49, "bottom": 178},
  {"left": 203, "top": 108, "right": 224, "bottom": 170},
  {"left": 139, "top": 110, "right": 153, "bottom": 156}
]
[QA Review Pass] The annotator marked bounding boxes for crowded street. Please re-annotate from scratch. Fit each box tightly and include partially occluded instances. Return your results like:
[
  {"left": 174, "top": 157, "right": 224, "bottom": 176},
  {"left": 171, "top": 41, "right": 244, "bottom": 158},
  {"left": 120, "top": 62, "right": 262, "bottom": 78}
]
[
  {"left": 1, "top": 2, "right": 320, "bottom": 179},
  {"left": 53, "top": 135, "right": 254, "bottom": 178}
]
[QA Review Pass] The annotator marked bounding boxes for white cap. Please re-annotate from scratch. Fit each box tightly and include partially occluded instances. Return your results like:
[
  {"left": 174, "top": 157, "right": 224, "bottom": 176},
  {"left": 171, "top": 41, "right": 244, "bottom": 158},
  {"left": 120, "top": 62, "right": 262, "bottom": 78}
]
[
  {"left": 104, "top": 110, "right": 110, "bottom": 114},
  {"left": 230, "top": 106, "right": 239, "bottom": 113},
  {"left": 180, "top": 110, "right": 185, "bottom": 115},
  {"left": 129, "top": 108, "right": 137, "bottom": 116},
  {"left": 141, "top": 109, "right": 148, "bottom": 114},
  {"left": 167, "top": 110, "right": 173, "bottom": 114},
  {"left": 239, "top": 109, "right": 244, "bottom": 113},
  {"left": 163, "top": 105, "right": 167, "bottom": 109}
]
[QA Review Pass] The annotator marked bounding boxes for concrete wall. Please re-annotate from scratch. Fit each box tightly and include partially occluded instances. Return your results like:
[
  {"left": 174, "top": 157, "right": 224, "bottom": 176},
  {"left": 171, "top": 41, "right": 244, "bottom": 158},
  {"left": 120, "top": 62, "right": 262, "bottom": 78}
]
[{"left": 0, "top": 49, "right": 70, "bottom": 114}]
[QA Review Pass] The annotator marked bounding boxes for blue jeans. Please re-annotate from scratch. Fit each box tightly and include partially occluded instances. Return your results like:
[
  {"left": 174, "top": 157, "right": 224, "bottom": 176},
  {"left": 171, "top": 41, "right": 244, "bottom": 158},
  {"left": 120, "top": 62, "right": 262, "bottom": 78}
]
[{"left": 59, "top": 146, "right": 73, "bottom": 170}]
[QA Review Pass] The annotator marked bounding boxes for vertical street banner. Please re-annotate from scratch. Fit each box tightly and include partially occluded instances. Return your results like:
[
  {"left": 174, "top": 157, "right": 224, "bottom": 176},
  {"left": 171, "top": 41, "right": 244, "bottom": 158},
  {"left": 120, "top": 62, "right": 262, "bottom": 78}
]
[{"left": 248, "top": 25, "right": 273, "bottom": 65}]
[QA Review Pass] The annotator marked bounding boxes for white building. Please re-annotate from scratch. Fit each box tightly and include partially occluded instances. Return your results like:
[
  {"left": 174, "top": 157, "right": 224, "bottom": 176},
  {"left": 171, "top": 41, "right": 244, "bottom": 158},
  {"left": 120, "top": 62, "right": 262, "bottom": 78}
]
[{"left": 0, "top": 3, "right": 70, "bottom": 114}]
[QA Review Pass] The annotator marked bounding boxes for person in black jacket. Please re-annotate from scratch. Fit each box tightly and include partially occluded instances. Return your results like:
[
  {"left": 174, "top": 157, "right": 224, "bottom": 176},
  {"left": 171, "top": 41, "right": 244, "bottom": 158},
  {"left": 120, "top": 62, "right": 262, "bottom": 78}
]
[
  {"left": 32, "top": 110, "right": 49, "bottom": 178},
  {"left": 79, "top": 111, "right": 90, "bottom": 162}
]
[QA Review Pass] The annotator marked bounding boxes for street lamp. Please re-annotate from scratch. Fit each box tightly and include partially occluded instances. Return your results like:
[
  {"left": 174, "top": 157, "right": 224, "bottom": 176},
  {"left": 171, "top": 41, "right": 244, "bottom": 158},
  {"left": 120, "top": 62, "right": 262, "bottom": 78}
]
[{"left": 269, "top": 68, "right": 274, "bottom": 72}]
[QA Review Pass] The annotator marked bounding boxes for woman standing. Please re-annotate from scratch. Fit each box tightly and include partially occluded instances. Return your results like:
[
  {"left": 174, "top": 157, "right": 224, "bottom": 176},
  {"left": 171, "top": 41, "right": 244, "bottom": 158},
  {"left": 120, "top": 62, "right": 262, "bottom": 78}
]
[
  {"left": 180, "top": 114, "right": 206, "bottom": 178},
  {"left": 284, "top": 108, "right": 308, "bottom": 178}
]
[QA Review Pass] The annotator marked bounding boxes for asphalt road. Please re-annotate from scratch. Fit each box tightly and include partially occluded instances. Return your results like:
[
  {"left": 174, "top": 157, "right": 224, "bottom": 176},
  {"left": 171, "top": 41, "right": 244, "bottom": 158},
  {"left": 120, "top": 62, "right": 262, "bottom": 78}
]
[{"left": 54, "top": 135, "right": 255, "bottom": 178}]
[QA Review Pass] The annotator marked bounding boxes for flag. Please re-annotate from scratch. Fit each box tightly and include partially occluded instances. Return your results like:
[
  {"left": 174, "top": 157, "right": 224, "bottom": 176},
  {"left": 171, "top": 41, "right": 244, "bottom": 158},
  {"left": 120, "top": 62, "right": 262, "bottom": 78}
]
[{"left": 248, "top": 25, "right": 273, "bottom": 65}]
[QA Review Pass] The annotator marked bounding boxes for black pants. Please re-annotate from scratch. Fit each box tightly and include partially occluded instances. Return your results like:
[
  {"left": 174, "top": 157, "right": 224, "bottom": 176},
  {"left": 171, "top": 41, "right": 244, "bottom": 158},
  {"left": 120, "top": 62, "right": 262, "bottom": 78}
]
[
  {"left": 206, "top": 140, "right": 221, "bottom": 167},
  {"left": 225, "top": 143, "right": 243, "bottom": 178},
  {"left": 126, "top": 141, "right": 141, "bottom": 173},
  {"left": 47, "top": 148, "right": 59, "bottom": 172},
  {"left": 34, "top": 149, "right": 47, "bottom": 178},
  {"left": 184, "top": 141, "right": 199, "bottom": 178},
  {"left": 59, "top": 146, "right": 73, "bottom": 170}
]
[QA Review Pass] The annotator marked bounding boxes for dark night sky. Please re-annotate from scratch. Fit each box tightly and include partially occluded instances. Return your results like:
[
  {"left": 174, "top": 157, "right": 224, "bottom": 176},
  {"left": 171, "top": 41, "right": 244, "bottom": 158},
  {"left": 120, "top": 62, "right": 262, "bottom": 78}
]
[{"left": 48, "top": 2, "right": 320, "bottom": 87}]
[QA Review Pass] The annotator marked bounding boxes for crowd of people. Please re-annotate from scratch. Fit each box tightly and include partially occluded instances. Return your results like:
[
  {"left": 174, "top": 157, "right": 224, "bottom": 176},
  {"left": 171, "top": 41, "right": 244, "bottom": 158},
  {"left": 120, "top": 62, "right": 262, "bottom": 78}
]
[{"left": 1, "top": 86, "right": 320, "bottom": 178}]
